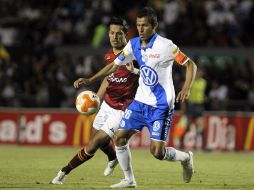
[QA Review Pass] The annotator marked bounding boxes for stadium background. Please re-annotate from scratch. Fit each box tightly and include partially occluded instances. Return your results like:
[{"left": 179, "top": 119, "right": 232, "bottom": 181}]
[{"left": 0, "top": 0, "right": 254, "bottom": 150}]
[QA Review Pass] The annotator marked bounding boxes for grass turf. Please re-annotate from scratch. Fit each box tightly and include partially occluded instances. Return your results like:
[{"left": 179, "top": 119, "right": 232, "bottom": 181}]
[{"left": 0, "top": 145, "right": 253, "bottom": 190}]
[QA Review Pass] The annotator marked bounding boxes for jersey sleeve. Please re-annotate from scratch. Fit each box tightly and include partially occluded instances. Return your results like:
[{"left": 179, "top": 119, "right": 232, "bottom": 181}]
[
  {"left": 114, "top": 41, "right": 135, "bottom": 66},
  {"left": 170, "top": 43, "right": 189, "bottom": 65}
]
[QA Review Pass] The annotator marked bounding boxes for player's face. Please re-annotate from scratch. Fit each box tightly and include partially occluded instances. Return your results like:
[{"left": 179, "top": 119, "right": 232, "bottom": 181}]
[
  {"left": 109, "top": 24, "right": 126, "bottom": 49},
  {"left": 136, "top": 16, "right": 155, "bottom": 42}
]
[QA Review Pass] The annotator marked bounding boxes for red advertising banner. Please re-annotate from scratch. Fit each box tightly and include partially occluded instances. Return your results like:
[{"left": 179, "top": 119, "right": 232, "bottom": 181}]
[
  {"left": 0, "top": 112, "right": 19, "bottom": 144},
  {"left": 167, "top": 114, "right": 254, "bottom": 151},
  {"left": 0, "top": 110, "right": 95, "bottom": 146},
  {"left": 0, "top": 110, "right": 253, "bottom": 151}
]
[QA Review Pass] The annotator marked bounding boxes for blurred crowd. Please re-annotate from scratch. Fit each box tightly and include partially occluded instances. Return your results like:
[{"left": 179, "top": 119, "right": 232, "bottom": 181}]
[
  {"left": 0, "top": 0, "right": 253, "bottom": 47},
  {"left": 0, "top": 0, "right": 254, "bottom": 111},
  {"left": 0, "top": 47, "right": 103, "bottom": 108},
  {"left": 173, "top": 56, "right": 254, "bottom": 111}
]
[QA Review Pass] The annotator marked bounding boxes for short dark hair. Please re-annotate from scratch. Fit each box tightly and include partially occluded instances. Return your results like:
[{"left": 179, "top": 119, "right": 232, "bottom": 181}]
[
  {"left": 137, "top": 7, "right": 158, "bottom": 27},
  {"left": 108, "top": 17, "right": 128, "bottom": 34}
]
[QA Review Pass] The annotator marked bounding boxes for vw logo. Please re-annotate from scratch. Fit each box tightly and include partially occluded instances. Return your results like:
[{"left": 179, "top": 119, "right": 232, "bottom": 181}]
[{"left": 140, "top": 65, "right": 158, "bottom": 86}]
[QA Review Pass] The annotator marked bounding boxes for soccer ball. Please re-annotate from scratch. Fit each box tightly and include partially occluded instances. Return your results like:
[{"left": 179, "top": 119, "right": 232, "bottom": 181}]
[{"left": 75, "top": 91, "right": 100, "bottom": 115}]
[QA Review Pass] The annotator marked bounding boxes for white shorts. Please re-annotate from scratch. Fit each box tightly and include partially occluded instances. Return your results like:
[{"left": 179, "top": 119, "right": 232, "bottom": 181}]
[{"left": 93, "top": 101, "right": 124, "bottom": 138}]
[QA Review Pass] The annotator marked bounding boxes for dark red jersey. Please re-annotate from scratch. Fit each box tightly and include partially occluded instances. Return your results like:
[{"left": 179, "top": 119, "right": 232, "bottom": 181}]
[{"left": 103, "top": 48, "right": 139, "bottom": 111}]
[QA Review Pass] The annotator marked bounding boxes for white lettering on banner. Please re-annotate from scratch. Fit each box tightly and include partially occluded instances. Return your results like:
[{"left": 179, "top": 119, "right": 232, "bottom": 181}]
[
  {"left": 18, "top": 114, "right": 67, "bottom": 144},
  {"left": 129, "top": 128, "right": 150, "bottom": 148},
  {"left": 207, "top": 116, "right": 236, "bottom": 150},
  {"left": 20, "top": 115, "right": 50, "bottom": 143},
  {"left": 183, "top": 122, "right": 203, "bottom": 150},
  {"left": 183, "top": 123, "right": 198, "bottom": 149},
  {"left": 0, "top": 120, "right": 16, "bottom": 141},
  {"left": 49, "top": 121, "right": 66, "bottom": 144},
  {"left": 227, "top": 125, "right": 236, "bottom": 150}
]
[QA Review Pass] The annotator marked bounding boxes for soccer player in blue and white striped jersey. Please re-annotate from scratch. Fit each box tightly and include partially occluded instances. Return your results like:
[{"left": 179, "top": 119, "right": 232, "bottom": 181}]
[{"left": 79, "top": 7, "right": 197, "bottom": 188}]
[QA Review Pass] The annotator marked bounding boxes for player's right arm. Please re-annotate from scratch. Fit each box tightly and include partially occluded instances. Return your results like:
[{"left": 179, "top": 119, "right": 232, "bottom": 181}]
[{"left": 74, "top": 62, "right": 119, "bottom": 88}]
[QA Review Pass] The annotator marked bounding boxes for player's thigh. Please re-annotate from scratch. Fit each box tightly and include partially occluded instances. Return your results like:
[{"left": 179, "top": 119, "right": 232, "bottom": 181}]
[
  {"left": 91, "top": 127, "right": 99, "bottom": 137},
  {"left": 93, "top": 102, "right": 123, "bottom": 134},
  {"left": 96, "top": 102, "right": 124, "bottom": 138},
  {"left": 93, "top": 101, "right": 109, "bottom": 130}
]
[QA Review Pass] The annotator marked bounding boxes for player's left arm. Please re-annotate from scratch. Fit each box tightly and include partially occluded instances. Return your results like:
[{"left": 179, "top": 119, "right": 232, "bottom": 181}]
[
  {"left": 176, "top": 59, "right": 197, "bottom": 103},
  {"left": 171, "top": 46, "right": 197, "bottom": 103}
]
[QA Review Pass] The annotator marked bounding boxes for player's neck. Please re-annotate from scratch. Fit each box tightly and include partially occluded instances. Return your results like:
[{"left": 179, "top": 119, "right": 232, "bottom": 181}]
[
  {"left": 113, "top": 44, "right": 126, "bottom": 55},
  {"left": 141, "top": 37, "right": 152, "bottom": 47},
  {"left": 141, "top": 41, "right": 148, "bottom": 48},
  {"left": 141, "top": 33, "right": 156, "bottom": 48}
]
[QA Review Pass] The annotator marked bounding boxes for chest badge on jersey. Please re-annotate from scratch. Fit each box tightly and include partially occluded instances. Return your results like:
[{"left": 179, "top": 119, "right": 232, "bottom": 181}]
[
  {"left": 105, "top": 55, "right": 111, "bottom": 60},
  {"left": 140, "top": 65, "right": 158, "bottom": 86}
]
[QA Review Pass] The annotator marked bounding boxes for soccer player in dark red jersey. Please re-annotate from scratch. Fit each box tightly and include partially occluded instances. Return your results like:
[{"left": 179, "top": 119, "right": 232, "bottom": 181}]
[{"left": 51, "top": 17, "right": 139, "bottom": 185}]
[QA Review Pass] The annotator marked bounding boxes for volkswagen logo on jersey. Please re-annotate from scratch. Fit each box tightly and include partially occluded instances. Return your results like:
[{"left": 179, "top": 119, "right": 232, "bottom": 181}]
[{"left": 140, "top": 65, "right": 158, "bottom": 86}]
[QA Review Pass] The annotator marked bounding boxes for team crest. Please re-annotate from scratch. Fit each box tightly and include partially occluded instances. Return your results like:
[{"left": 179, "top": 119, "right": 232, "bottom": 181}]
[
  {"left": 153, "top": 121, "right": 161, "bottom": 131},
  {"left": 105, "top": 55, "right": 111, "bottom": 60}
]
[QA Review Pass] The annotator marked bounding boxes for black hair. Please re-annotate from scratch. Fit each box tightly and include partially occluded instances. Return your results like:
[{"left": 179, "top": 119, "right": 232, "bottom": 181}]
[
  {"left": 137, "top": 7, "right": 158, "bottom": 27},
  {"left": 108, "top": 17, "right": 128, "bottom": 34}
]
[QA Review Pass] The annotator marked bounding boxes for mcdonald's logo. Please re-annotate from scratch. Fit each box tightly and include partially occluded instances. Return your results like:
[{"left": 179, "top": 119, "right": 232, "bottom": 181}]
[
  {"left": 73, "top": 114, "right": 96, "bottom": 146},
  {"left": 244, "top": 117, "right": 254, "bottom": 150}
]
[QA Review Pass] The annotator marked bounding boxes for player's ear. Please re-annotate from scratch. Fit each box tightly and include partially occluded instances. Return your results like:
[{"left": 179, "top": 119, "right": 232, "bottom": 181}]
[
  {"left": 152, "top": 21, "right": 158, "bottom": 31},
  {"left": 123, "top": 29, "right": 128, "bottom": 39}
]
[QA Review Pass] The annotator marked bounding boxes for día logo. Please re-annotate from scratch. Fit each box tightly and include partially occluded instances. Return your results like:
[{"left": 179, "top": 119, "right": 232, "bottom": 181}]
[{"left": 140, "top": 65, "right": 158, "bottom": 86}]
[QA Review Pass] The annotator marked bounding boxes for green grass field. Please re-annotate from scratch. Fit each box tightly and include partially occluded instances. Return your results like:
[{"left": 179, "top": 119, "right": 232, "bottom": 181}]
[{"left": 0, "top": 145, "right": 254, "bottom": 190}]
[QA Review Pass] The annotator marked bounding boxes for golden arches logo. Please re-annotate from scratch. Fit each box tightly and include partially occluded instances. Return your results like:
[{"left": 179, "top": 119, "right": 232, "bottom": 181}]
[
  {"left": 244, "top": 117, "right": 254, "bottom": 150},
  {"left": 73, "top": 114, "right": 96, "bottom": 146}
]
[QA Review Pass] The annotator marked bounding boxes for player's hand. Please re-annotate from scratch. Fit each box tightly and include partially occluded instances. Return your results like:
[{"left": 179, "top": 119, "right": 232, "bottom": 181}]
[
  {"left": 126, "top": 62, "right": 134, "bottom": 72},
  {"left": 176, "top": 88, "right": 190, "bottom": 103},
  {"left": 74, "top": 78, "right": 91, "bottom": 88}
]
